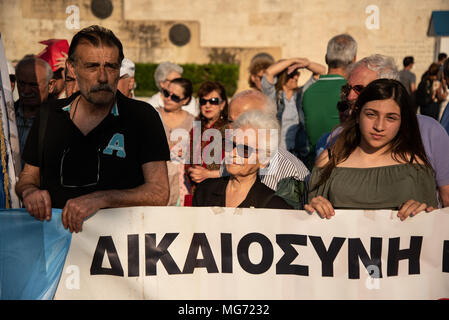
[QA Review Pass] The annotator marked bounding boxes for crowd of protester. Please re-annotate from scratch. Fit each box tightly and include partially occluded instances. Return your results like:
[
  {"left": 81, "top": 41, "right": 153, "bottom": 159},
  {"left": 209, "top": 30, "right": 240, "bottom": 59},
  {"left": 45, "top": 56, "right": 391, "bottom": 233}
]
[{"left": 4, "top": 24, "right": 449, "bottom": 232}]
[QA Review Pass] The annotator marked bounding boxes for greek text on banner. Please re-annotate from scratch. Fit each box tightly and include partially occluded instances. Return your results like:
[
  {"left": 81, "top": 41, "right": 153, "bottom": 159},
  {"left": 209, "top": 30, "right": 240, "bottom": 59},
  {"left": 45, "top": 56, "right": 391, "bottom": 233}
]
[{"left": 54, "top": 206, "right": 449, "bottom": 299}]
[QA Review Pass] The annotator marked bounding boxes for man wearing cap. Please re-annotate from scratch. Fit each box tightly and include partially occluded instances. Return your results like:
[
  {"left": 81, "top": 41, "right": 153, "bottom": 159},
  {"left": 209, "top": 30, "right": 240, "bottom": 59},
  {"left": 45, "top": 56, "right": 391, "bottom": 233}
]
[
  {"left": 117, "top": 57, "right": 136, "bottom": 99},
  {"left": 15, "top": 25, "right": 170, "bottom": 233}
]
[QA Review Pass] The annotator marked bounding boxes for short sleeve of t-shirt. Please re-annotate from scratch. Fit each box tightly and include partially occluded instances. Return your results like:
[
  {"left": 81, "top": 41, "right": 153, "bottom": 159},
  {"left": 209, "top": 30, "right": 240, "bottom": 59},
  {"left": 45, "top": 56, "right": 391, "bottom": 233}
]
[
  {"left": 132, "top": 100, "right": 170, "bottom": 165},
  {"left": 417, "top": 114, "right": 449, "bottom": 187}
]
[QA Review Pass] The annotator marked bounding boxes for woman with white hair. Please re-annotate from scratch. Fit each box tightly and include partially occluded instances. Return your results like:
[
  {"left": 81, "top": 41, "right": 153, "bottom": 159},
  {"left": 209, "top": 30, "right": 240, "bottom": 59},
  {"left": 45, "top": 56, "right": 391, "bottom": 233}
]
[
  {"left": 192, "top": 110, "right": 292, "bottom": 209},
  {"left": 147, "top": 61, "right": 199, "bottom": 116}
]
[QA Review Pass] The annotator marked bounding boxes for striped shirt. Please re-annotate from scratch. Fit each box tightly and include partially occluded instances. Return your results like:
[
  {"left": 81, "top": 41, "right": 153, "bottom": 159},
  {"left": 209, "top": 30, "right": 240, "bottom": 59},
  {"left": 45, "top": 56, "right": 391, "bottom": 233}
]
[
  {"left": 221, "top": 146, "right": 310, "bottom": 191},
  {"left": 259, "top": 146, "right": 310, "bottom": 190}
]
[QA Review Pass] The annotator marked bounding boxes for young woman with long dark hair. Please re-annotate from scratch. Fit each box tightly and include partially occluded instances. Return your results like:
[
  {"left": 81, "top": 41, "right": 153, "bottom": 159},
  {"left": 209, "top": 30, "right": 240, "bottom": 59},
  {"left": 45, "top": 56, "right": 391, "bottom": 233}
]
[{"left": 305, "top": 79, "right": 438, "bottom": 221}]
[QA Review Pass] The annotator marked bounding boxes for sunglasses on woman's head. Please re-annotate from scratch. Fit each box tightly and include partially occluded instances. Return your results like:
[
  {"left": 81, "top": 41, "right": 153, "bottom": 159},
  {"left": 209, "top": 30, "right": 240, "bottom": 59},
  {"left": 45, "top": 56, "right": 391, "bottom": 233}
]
[
  {"left": 162, "top": 88, "right": 183, "bottom": 103},
  {"left": 199, "top": 97, "right": 222, "bottom": 106},
  {"left": 224, "top": 138, "right": 256, "bottom": 159}
]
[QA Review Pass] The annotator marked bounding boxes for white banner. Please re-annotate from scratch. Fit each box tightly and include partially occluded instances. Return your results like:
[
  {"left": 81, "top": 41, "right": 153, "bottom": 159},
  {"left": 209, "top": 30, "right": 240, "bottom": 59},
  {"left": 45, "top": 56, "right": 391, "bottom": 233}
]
[{"left": 54, "top": 206, "right": 449, "bottom": 300}]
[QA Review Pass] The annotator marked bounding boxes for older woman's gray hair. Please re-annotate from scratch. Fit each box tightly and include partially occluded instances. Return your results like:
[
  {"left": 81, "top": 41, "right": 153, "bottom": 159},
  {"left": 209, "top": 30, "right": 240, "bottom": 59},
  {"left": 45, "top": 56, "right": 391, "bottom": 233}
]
[
  {"left": 154, "top": 61, "right": 183, "bottom": 90},
  {"left": 349, "top": 54, "right": 400, "bottom": 80},
  {"left": 231, "top": 110, "right": 280, "bottom": 162}
]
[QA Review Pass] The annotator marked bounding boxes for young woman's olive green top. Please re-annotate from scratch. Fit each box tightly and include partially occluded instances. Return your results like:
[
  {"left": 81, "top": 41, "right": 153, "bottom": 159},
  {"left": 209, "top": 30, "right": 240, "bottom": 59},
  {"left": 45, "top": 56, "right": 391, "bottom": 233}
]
[{"left": 308, "top": 164, "right": 438, "bottom": 209}]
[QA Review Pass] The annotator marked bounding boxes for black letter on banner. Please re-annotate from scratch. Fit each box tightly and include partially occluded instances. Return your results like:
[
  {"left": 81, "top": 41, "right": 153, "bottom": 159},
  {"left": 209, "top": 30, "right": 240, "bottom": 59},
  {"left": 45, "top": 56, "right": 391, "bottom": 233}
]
[
  {"left": 276, "top": 234, "right": 308, "bottom": 276},
  {"left": 145, "top": 233, "right": 181, "bottom": 276},
  {"left": 221, "top": 233, "right": 233, "bottom": 273},
  {"left": 310, "top": 236, "right": 345, "bottom": 277},
  {"left": 387, "top": 237, "right": 422, "bottom": 276},
  {"left": 183, "top": 233, "right": 219, "bottom": 274},
  {"left": 443, "top": 241, "right": 449, "bottom": 273},
  {"left": 90, "top": 236, "right": 124, "bottom": 276},
  {"left": 128, "top": 234, "right": 139, "bottom": 277},
  {"left": 348, "top": 238, "right": 382, "bottom": 279},
  {"left": 238, "top": 233, "right": 273, "bottom": 274}
]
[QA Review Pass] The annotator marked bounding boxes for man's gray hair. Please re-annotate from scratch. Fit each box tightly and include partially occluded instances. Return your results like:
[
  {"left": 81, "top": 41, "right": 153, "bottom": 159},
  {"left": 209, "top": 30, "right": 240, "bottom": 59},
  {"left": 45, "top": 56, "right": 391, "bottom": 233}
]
[
  {"left": 326, "top": 34, "right": 358, "bottom": 69},
  {"left": 154, "top": 61, "right": 183, "bottom": 90},
  {"left": 350, "top": 54, "right": 400, "bottom": 80},
  {"left": 231, "top": 89, "right": 277, "bottom": 116},
  {"left": 16, "top": 55, "right": 53, "bottom": 83}
]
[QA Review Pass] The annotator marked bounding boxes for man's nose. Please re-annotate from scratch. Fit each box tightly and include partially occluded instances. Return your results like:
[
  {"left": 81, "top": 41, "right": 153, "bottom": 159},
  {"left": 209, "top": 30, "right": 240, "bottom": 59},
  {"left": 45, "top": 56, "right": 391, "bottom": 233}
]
[
  {"left": 97, "top": 67, "right": 108, "bottom": 83},
  {"left": 347, "top": 89, "right": 358, "bottom": 102}
]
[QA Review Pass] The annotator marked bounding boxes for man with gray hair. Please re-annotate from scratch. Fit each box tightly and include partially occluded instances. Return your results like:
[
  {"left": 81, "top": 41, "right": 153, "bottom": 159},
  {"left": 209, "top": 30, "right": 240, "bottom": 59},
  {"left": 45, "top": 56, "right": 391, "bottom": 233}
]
[
  {"left": 335, "top": 53, "right": 449, "bottom": 207},
  {"left": 16, "top": 25, "right": 170, "bottom": 233},
  {"left": 147, "top": 61, "right": 199, "bottom": 116},
  {"left": 14, "top": 55, "right": 55, "bottom": 164},
  {"left": 302, "top": 34, "right": 357, "bottom": 164},
  {"left": 343, "top": 54, "right": 399, "bottom": 108}
]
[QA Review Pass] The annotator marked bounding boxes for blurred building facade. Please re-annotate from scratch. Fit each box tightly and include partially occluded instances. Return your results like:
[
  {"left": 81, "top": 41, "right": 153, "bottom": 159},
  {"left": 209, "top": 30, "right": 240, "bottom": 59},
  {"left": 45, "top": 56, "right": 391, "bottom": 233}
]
[{"left": 1, "top": 0, "right": 448, "bottom": 94}]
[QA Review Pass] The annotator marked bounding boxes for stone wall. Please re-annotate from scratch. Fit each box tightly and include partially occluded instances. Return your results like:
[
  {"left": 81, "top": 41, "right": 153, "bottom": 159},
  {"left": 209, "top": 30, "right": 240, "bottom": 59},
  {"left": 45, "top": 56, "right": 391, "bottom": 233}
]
[{"left": 1, "top": 0, "right": 448, "bottom": 93}]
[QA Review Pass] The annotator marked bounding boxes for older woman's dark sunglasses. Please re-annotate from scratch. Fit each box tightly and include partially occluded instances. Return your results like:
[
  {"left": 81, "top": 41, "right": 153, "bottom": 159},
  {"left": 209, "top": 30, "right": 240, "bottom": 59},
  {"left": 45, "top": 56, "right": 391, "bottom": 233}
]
[
  {"left": 199, "top": 97, "right": 222, "bottom": 106},
  {"left": 162, "top": 88, "right": 183, "bottom": 103},
  {"left": 223, "top": 138, "right": 256, "bottom": 158}
]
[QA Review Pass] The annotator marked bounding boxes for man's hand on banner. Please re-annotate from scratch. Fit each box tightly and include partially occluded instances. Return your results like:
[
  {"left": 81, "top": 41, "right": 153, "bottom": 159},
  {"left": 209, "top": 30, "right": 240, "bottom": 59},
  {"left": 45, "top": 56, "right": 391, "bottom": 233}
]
[
  {"left": 397, "top": 199, "right": 435, "bottom": 221},
  {"left": 304, "top": 196, "right": 335, "bottom": 219},
  {"left": 22, "top": 187, "right": 52, "bottom": 221},
  {"left": 62, "top": 193, "right": 102, "bottom": 233}
]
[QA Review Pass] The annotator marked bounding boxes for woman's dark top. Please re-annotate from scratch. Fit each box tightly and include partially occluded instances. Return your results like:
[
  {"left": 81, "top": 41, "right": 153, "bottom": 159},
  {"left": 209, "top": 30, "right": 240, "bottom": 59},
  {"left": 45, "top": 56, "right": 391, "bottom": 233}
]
[{"left": 192, "top": 176, "right": 293, "bottom": 209}]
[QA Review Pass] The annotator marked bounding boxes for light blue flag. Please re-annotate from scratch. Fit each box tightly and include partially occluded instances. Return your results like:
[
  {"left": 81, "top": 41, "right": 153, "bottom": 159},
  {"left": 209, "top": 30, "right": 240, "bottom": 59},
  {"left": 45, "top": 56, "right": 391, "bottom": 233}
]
[{"left": 0, "top": 209, "right": 71, "bottom": 300}]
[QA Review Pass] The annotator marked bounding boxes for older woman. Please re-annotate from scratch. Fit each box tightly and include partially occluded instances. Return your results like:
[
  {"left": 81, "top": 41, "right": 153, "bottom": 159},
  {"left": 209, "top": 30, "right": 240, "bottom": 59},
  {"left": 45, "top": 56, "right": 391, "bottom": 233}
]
[
  {"left": 306, "top": 79, "right": 438, "bottom": 221},
  {"left": 147, "top": 61, "right": 199, "bottom": 117},
  {"left": 192, "top": 111, "right": 292, "bottom": 209},
  {"left": 157, "top": 78, "right": 195, "bottom": 206}
]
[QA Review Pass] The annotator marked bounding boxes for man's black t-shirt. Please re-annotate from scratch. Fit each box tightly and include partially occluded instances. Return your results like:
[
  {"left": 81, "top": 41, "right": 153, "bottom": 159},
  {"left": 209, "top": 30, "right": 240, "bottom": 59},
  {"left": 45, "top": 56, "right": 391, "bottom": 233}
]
[{"left": 23, "top": 91, "right": 170, "bottom": 208}]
